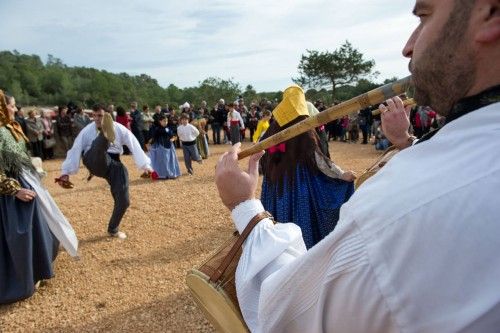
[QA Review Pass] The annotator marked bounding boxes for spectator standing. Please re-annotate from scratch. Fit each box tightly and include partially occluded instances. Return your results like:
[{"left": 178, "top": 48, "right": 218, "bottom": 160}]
[
  {"left": 41, "top": 111, "right": 55, "bottom": 159},
  {"left": 14, "top": 107, "right": 27, "bottom": 135},
  {"left": 247, "top": 104, "right": 260, "bottom": 142},
  {"left": 25, "top": 110, "right": 44, "bottom": 158},
  {"left": 141, "top": 105, "right": 154, "bottom": 145},
  {"left": 129, "top": 102, "right": 145, "bottom": 150},
  {"left": 210, "top": 99, "right": 226, "bottom": 144},
  {"left": 56, "top": 106, "right": 74, "bottom": 152},
  {"left": 73, "top": 107, "right": 91, "bottom": 138}
]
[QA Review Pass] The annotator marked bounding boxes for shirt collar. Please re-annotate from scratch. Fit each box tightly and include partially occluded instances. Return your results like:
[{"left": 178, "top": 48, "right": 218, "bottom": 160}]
[
  {"left": 447, "top": 84, "right": 500, "bottom": 124},
  {"left": 418, "top": 85, "right": 500, "bottom": 144}
]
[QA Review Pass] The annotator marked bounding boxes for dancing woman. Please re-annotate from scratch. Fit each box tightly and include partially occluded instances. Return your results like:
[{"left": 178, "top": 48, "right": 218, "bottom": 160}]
[{"left": 260, "top": 86, "right": 355, "bottom": 249}]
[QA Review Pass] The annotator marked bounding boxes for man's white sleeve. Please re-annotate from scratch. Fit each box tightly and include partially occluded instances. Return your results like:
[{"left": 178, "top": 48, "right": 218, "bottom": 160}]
[{"left": 231, "top": 199, "right": 306, "bottom": 331}]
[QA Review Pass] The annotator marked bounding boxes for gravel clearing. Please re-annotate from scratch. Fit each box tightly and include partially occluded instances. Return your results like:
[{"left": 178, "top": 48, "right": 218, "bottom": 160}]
[{"left": 0, "top": 140, "right": 381, "bottom": 332}]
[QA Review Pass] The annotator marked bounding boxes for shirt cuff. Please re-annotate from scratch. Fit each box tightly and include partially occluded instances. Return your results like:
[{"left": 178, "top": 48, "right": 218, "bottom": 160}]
[{"left": 231, "top": 199, "right": 266, "bottom": 233}]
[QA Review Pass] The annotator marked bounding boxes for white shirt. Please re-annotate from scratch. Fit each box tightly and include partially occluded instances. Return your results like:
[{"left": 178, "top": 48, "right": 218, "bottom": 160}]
[
  {"left": 177, "top": 123, "right": 199, "bottom": 142},
  {"left": 227, "top": 110, "right": 245, "bottom": 129},
  {"left": 61, "top": 121, "right": 151, "bottom": 175},
  {"left": 232, "top": 102, "right": 500, "bottom": 333}
]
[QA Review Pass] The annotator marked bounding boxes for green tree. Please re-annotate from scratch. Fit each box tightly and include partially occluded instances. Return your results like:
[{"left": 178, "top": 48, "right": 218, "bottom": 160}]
[
  {"left": 196, "top": 77, "right": 241, "bottom": 108},
  {"left": 242, "top": 84, "right": 257, "bottom": 103},
  {"left": 293, "top": 41, "right": 376, "bottom": 100}
]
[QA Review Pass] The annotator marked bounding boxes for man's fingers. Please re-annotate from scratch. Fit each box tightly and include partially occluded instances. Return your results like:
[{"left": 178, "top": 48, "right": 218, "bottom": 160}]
[
  {"left": 386, "top": 98, "right": 396, "bottom": 111},
  {"left": 248, "top": 150, "right": 265, "bottom": 177},
  {"left": 230, "top": 142, "right": 242, "bottom": 155},
  {"left": 404, "top": 105, "right": 412, "bottom": 118},
  {"left": 393, "top": 96, "right": 404, "bottom": 110}
]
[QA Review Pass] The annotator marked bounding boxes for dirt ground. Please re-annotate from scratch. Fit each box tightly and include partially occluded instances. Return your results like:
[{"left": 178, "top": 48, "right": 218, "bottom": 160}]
[{"left": 0, "top": 139, "right": 381, "bottom": 332}]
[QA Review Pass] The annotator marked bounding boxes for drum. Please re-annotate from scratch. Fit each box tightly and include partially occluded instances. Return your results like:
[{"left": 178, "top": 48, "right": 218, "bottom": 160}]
[
  {"left": 186, "top": 231, "right": 248, "bottom": 333},
  {"left": 186, "top": 211, "right": 272, "bottom": 333}
]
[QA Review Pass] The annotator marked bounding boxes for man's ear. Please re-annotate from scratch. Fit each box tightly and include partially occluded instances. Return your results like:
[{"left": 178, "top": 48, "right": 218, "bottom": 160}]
[{"left": 475, "top": 0, "right": 500, "bottom": 43}]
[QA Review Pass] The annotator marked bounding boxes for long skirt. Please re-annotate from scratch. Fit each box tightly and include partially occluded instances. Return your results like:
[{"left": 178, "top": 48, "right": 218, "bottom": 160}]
[
  {"left": 196, "top": 135, "right": 209, "bottom": 159},
  {"left": 150, "top": 144, "right": 181, "bottom": 179},
  {"left": 230, "top": 125, "right": 240, "bottom": 145},
  {"left": 261, "top": 166, "right": 354, "bottom": 249},
  {"left": 0, "top": 170, "right": 78, "bottom": 304}
]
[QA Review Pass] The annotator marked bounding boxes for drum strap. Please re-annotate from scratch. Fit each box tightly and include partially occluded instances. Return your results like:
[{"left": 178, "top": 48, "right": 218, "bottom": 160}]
[{"left": 209, "top": 211, "right": 274, "bottom": 283}]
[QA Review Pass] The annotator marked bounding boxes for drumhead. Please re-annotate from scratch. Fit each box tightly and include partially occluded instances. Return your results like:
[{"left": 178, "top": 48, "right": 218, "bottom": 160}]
[{"left": 186, "top": 269, "right": 248, "bottom": 333}]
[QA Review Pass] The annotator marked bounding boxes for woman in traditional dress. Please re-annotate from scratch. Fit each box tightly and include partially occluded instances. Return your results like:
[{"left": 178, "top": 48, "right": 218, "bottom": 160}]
[
  {"left": 227, "top": 103, "right": 245, "bottom": 145},
  {"left": 260, "top": 86, "right": 356, "bottom": 249},
  {"left": 149, "top": 114, "right": 181, "bottom": 179},
  {"left": 0, "top": 91, "right": 78, "bottom": 304},
  {"left": 192, "top": 116, "right": 209, "bottom": 159}
]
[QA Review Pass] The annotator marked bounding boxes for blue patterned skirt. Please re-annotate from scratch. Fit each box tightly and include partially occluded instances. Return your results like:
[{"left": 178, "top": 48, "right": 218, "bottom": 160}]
[
  {"left": 261, "top": 166, "right": 354, "bottom": 249},
  {"left": 150, "top": 144, "right": 181, "bottom": 179},
  {"left": 0, "top": 175, "right": 59, "bottom": 304}
]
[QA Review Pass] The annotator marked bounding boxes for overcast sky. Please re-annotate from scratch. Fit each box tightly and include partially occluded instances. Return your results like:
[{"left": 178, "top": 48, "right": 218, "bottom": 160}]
[{"left": 0, "top": 0, "right": 417, "bottom": 92}]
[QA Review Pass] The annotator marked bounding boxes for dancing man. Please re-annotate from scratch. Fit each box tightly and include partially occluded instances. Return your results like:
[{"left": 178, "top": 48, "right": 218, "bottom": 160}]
[{"left": 57, "top": 104, "right": 152, "bottom": 239}]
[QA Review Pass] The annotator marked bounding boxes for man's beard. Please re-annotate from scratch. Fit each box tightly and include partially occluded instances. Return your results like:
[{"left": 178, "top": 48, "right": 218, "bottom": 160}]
[{"left": 410, "top": 2, "right": 476, "bottom": 117}]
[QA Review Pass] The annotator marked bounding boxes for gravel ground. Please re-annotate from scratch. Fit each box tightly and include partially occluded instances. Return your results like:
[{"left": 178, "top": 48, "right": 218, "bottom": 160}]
[{"left": 0, "top": 139, "right": 381, "bottom": 332}]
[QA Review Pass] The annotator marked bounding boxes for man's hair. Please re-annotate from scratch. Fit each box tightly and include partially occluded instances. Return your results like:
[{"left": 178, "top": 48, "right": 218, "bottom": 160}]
[
  {"left": 180, "top": 113, "right": 190, "bottom": 120},
  {"left": 92, "top": 103, "right": 106, "bottom": 112},
  {"left": 142, "top": 105, "right": 149, "bottom": 111},
  {"left": 262, "top": 110, "right": 272, "bottom": 117},
  {"left": 158, "top": 114, "right": 167, "bottom": 121},
  {"left": 116, "top": 106, "right": 126, "bottom": 116}
]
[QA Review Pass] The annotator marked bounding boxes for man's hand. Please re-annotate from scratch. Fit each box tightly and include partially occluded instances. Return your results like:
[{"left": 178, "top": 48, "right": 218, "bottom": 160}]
[
  {"left": 341, "top": 170, "right": 357, "bottom": 182},
  {"left": 15, "top": 188, "right": 37, "bottom": 202},
  {"left": 380, "top": 96, "right": 413, "bottom": 150},
  {"left": 215, "top": 143, "right": 265, "bottom": 211},
  {"left": 55, "top": 174, "right": 74, "bottom": 189}
]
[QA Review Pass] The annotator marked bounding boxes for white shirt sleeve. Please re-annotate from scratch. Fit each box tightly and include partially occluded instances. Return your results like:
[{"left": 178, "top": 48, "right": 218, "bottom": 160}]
[
  {"left": 231, "top": 200, "right": 305, "bottom": 330},
  {"left": 232, "top": 200, "right": 396, "bottom": 333},
  {"left": 118, "top": 123, "right": 151, "bottom": 170}
]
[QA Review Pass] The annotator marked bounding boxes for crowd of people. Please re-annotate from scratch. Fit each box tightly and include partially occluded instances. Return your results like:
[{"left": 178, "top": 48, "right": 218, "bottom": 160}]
[
  {"left": 14, "top": 95, "right": 444, "bottom": 168},
  {"left": 2, "top": 1, "right": 499, "bottom": 332}
]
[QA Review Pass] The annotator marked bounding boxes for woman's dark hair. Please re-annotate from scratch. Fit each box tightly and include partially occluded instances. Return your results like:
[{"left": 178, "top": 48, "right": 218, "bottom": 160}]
[
  {"left": 116, "top": 106, "right": 126, "bottom": 117},
  {"left": 142, "top": 105, "right": 149, "bottom": 111},
  {"left": 261, "top": 115, "right": 324, "bottom": 195}
]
